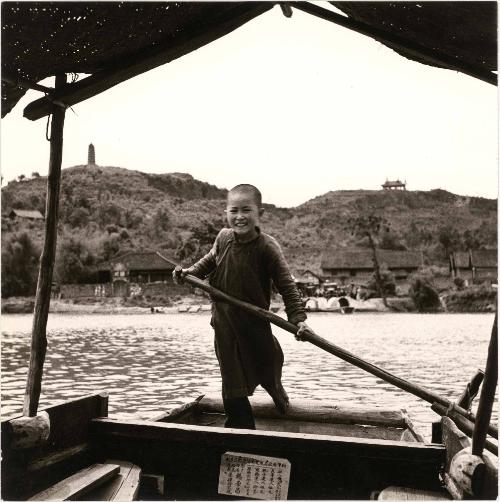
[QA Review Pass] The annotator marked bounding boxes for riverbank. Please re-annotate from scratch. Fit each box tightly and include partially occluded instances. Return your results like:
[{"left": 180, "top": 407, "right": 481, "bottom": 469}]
[{"left": 2, "top": 287, "right": 496, "bottom": 314}]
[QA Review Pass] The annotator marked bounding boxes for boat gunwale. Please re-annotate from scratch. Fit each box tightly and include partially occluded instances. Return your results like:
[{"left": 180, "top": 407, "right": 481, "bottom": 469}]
[{"left": 90, "top": 416, "right": 446, "bottom": 462}]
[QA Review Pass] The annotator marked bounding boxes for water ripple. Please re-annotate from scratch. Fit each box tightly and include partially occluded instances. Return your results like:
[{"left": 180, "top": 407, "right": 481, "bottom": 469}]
[{"left": 1, "top": 312, "right": 497, "bottom": 439}]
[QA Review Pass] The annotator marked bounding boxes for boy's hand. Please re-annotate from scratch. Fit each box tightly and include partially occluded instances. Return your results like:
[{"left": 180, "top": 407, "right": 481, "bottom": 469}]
[
  {"left": 173, "top": 266, "right": 187, "bottom": 284},
  {"left": 295, "top": 321, "right": 313, "bottom": 341}
]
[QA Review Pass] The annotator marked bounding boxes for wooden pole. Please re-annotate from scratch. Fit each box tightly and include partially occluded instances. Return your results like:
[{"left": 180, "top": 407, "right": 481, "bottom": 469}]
[
  {"left": 23, "top": 73, "right": 67, "bottom": 417},
  {"left": 184, "top": 274, "right": 498, "bottom": 439},
  {"left": 472, "top": 315, "right": 498, "bottom": 456},
  {"left": 456, "top": 369, "right": 484, "bottom": 410}
]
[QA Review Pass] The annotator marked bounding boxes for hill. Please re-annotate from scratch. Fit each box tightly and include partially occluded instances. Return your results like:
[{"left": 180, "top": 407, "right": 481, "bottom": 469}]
[{"left": 1, "top": 165, "right": 497, "bottom": 295}]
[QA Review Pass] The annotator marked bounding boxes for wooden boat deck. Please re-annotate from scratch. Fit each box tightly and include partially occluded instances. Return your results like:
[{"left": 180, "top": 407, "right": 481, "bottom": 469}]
[
  {"left": 157, "top": 394, "right": 425, "bottom": 443},
  {"left": 0, "top": 393, "right": 449, "bottom": 500}
]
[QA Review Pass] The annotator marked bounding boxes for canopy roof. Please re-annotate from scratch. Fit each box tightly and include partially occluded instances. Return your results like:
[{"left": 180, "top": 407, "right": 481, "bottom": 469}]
[{"left": 1, "top": 1, "right": 497, "bottom": 119}]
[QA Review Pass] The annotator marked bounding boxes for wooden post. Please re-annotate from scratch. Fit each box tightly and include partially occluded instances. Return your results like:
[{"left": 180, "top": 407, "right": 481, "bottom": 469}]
[
  {"left": 472, "top": 315, "right": 498, "bottom": 457},
  {"left": 457, "top": 369, "right": 484, "bottom": 410},
  {"left": 23, "top": 73, "right": 67, "bottom": 417}
]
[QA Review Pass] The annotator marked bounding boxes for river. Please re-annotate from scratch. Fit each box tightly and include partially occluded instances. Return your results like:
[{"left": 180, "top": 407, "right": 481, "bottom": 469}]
[{"left": 1, "top": 312, "right": 496, "bottom": 440}]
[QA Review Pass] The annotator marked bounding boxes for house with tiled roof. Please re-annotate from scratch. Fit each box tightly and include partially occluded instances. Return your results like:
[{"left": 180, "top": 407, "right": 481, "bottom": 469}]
[
  {"left": 97, "top": 251, "right": 177, "bottom": 297},
  {"left": 9, "top": 209, "right": 44, "bottom": 220},
  {"left": 450, "top": 249, "right": 497, "bottom": 285},
  {"left": 320, "top": 248, "right": 422, "bottom": 285},
  {"left": 294, "top": 269, "right": 323, "bottom": 295}
]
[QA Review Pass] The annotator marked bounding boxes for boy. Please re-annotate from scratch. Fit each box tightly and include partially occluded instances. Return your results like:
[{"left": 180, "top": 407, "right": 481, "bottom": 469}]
[{"left": 173, "top": 184, "right": 311, "bottom": 429}]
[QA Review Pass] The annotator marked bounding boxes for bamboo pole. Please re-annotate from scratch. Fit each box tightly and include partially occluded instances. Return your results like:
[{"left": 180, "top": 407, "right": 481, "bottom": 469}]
[
  {"left": 23, "top": 74, "right": 67, "bottom": 417},
  {"left": 472, "top": 315, "right": 498, "bottom": 456},
  {"left": 184, "top": 273, "right": 498, "bottom": 439}
]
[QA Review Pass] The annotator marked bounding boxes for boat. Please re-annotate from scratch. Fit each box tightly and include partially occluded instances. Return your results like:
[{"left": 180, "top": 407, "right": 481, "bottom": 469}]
[
  {"left": 338, "top": 296, "right": 355, "bottom": 314},
  {"left": 2, "top": 390, "right": 497, "bottom": 500},
  {"left": 1, "top": 2, "right": 497, "bottom": 500}
]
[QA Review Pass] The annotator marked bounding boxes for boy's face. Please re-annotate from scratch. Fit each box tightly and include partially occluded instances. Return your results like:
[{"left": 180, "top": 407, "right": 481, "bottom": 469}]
[{"left": 226, "top": 191, "right": 264, "bottom": 241}]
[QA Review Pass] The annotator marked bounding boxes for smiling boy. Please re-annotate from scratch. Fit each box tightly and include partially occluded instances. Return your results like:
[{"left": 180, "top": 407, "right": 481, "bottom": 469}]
[{"left": 174, "top": 184, "right": 311, "bottom": 429}]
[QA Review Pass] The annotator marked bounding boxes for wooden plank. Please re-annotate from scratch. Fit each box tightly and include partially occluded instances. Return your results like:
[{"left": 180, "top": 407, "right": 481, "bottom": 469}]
[
  {"left": 401, "top": 410, "right": 426, "bottom": 443},
  {"left": 27, "top": 443, "right": 89, "bottom": 472},
  {"left": 378, "top": 486, "right": 451, "bottom": 500},
  {"left": 24, "top": 73, "right": 67, "bottom": 417},
  {"left": 189, "top": 412, "right": 407, "bottom": 441},
  {"left": 198, "top": 394, "right": 406, "bottom": 428},
  {"left": 91, "top": 418, "right": 444, "bottom": 463},
  {"left": 28, "top": 463, "right": 119, "bottom": 500},
  {"left": 87, "top": 460, "right": 141, "bottom": 501},
  {"left": 155, "top": 396, "right": 203, "bottom": 422},
  {"left": 23, "top": 4, "right": 273, "bottom": 121}
]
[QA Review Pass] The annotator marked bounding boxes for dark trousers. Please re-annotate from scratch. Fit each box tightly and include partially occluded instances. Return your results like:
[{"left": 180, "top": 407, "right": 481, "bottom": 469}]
[{"left": 223, "top": 396, "right": 256, "bottom": 430}]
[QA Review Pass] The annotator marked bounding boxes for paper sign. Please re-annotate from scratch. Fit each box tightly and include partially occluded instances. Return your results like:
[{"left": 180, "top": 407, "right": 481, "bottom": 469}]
[{"left": 218, "top": 451, "right": 291, "bottom": 500}]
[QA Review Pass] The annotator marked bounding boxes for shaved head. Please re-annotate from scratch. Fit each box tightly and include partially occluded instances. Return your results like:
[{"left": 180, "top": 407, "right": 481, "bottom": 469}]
[{"left": 228, "top": 184, "right": 262, "bottom": 207}]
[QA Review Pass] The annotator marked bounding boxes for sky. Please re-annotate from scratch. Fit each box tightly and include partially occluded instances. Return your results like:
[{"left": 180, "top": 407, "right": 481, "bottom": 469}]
[{"left": 1, "top": 4, "right": 498, "bottom": 208}]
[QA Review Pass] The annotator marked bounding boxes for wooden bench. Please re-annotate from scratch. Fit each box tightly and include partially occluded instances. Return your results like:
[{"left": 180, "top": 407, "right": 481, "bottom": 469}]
[
  {"left": 28, "top": 460, "right": 142, "bottom": 501},
  {"left": 86, "top": 460, "right": 142, "bottom": 500},
  {"left": 28, "top": 463, "right": 120, "bottom": 500}
]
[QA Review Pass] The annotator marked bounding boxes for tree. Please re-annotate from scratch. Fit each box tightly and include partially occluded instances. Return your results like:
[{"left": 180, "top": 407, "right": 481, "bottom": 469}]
[
  {"left": 17, "top": 174, "right": 26, "bottom": 182},
  {"left": 347, "top": 213, "right": 390, "bottom": 307},
  {"left": 404, "top": 221, "right": 434, "bottom": 249},
  {"left": 366, "top": 264, "right": 396, "bottom": 296},
  {"left": 68, "top": 207, "right": 90, "bottom": 228},
  {"left": 438, "top": 225, "right": 461, "bottom": 258},
  {"left": 31, "top": 172, "right": 40, "bottom": 178},
  {"left": 55, "top": 237, "right": 96, "bottom": 284},
  {"left": 409, "top": 273, "right": 441, "bottom": 312},
  {"left": 1, "top": 233, "right": 40, "bottom": 297}
]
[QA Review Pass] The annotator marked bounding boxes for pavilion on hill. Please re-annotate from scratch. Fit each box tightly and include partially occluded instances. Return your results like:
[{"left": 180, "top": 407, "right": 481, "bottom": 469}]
[{"left": 382, "top": 179, "right": 406, "bottom": 190}]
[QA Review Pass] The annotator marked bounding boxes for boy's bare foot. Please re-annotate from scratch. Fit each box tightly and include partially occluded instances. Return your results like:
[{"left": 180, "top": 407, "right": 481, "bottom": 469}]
[{"left": 266, "top": 384, "right": 289, "bottom": 415}]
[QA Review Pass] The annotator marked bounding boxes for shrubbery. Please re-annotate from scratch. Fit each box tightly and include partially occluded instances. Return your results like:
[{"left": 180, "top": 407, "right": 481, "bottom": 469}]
[
  {"left": 409, "top": 269, "right": 441, "bottom": 312},
  {"left": 1, "top": 232, "right": 40, "bottom": 297}
]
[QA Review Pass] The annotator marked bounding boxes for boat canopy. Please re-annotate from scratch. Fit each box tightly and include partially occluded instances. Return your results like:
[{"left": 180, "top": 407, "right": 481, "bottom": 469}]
[{"left": 1, "top": 1, "right": 497, "bottom": 119}]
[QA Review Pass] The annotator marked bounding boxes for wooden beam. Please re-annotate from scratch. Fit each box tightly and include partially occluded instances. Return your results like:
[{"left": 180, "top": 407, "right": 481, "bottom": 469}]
[
  {"left": 472, "top": 315, "right": 498, "bottom": 456},
  {"left": 23, "top": 4, "right": 273, "bottom": 121},
  {"left": 2, "top": 73, "right": 54, "bottom": 94},
  {"left": 23, "top": 73, "right": 67, "bottom": 417},
  {"left": 91, "top": 417, "right": 445, "bottom": 463},
  {"left": 198, "top": 394, "right": 407, "bottom": 428},
  {"left": 291, "top": 2, "right": 497, "bottom": 86}
]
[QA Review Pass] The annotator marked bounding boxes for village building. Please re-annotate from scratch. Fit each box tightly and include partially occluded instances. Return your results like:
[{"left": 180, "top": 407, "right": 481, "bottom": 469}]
[
  {"left": 381, "top": 179, "right": 406, "bottom": 190},
  {"left": 320, "top": 248, "right": 421, "bottom": 285},
  {"left": 449, "top": 249, "right": 497, "bottom": 285},
  {"left": 97, "top": 251, "right": 177, "bottom": 297},
  {"left": 9, "top": 209, "right": 44, "bottom": 220},
  {"left": 294, "top": 269, "right": 323, "bottom": 295}
]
